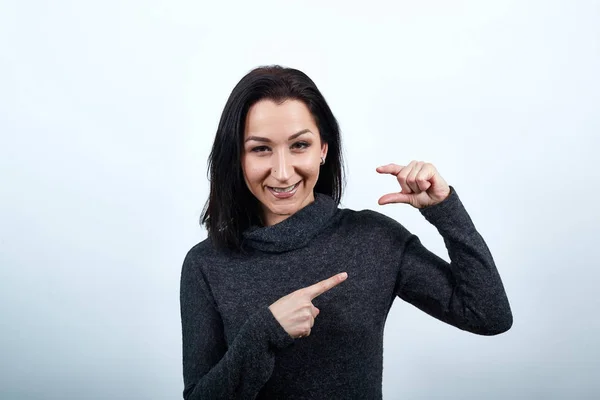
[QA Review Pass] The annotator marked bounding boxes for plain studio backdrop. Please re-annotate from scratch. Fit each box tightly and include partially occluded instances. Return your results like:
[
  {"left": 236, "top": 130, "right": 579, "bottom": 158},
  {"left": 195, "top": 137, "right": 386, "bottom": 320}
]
[{"left": 1, "top": 0, "right": 598, "bottom": 399}]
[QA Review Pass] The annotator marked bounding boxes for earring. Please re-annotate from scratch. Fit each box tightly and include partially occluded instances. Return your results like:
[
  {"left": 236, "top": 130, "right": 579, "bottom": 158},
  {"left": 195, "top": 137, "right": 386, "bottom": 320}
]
[{"left": 320, "top": 157, "right": 325, "bottom": 165}]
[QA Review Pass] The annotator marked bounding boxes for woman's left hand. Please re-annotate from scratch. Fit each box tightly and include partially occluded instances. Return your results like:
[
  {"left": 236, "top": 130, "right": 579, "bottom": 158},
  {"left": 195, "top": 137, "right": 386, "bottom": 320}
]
[{"left": 376, "top": 161, "right": 451, "bottom": 209}]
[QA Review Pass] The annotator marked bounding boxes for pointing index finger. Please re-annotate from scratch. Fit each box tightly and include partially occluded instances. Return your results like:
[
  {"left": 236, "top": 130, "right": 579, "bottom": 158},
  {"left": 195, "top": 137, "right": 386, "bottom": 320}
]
[
  {"left": 305, "top": 272, "right": 348, "bottom": 300},
  {"left": 376, "top": 163, "right": 405, "bottom": 176}
]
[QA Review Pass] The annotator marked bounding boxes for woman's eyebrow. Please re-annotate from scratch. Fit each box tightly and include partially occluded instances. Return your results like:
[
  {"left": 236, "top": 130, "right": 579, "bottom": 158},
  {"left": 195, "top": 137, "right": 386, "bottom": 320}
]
[{"left": 245, "top": 129, "right": 313, "bottom": 143}]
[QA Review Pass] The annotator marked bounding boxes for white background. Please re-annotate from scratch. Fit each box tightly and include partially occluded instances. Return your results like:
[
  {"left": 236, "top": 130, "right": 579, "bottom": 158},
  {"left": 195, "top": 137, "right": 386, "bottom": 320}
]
[{"left": 1, "top": 0, "right": 599, "bottom": 399}]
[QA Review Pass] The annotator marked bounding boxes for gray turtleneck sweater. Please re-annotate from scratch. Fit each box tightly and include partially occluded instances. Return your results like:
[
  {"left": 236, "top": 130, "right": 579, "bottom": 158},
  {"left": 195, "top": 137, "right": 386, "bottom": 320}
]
[{"left": 179, "top": 187, "right": 512, "bottom": 399}]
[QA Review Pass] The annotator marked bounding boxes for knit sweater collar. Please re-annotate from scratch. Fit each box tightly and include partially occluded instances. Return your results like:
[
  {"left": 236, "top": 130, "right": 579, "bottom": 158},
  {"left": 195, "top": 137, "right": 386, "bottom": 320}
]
[{"left": 242, "top": 193, "right": 339, "bottom": 253}]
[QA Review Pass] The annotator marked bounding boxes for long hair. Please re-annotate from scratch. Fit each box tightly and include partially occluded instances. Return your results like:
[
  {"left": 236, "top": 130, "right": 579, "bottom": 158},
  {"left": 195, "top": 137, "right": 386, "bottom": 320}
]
[{"left": 201, "top": 65, "right": 345, "bottom": 251}]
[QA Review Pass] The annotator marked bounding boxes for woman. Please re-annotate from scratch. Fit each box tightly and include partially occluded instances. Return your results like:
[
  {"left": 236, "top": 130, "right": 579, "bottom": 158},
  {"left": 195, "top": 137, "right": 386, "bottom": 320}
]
[{"left": 180, "top": 65, "right": 512, "bottom": 399}]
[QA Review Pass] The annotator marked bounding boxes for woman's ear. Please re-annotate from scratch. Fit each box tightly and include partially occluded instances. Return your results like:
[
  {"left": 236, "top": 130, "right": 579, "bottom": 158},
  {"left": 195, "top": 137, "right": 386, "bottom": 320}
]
[{"left": 321, "top": 142, "right": 328, "bottom": 160}]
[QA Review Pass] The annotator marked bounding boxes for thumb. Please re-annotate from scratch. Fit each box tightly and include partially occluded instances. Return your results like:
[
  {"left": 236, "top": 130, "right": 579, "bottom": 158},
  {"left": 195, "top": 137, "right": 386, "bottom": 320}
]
[{"left": 378, "top": 192, "right": 413, "bottom": 205}]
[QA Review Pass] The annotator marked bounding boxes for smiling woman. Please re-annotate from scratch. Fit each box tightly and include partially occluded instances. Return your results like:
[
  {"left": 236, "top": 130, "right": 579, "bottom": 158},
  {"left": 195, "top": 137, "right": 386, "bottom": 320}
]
[
  {"left": 200, "top": 66, "right": 343, "bottom": 250},
  {"left": 242, "top": 100, "right": 328, "bottom": 226},
  {"left": 180, "top": 65, "right": 512, "bottom": 400}
]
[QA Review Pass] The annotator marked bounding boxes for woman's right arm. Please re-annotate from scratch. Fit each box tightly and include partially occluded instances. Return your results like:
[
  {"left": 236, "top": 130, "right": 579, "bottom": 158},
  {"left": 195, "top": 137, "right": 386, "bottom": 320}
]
[{"left": 180, "top": 250, "right": 294, "bottom": 400}]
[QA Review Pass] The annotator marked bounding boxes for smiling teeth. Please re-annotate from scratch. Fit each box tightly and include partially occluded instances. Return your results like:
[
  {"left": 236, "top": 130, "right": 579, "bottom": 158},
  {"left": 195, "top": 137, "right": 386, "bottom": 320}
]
[{"left": 271, "top": 183, "right": 297, "bottom": 193}]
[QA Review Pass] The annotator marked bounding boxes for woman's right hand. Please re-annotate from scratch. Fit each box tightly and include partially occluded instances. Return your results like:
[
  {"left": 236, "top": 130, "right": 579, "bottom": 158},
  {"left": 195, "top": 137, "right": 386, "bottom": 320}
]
[{"left": 268, "top": 272, "right": 348, "bottom": 339}]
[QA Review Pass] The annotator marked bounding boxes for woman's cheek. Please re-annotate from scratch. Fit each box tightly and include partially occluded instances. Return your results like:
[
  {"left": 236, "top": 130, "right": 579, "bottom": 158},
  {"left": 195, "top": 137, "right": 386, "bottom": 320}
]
[{"left": 297, "top": 159, "right": 320, "bottom": 177}]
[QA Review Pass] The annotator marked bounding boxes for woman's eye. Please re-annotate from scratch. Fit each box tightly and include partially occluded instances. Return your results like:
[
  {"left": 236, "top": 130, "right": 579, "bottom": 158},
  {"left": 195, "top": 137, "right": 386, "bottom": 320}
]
[
  {"left": 251, "top": 146, "right": 270, "bottom": 153},
  {"left": 292, "top": 141, "right": 310, "bottom": 149}
]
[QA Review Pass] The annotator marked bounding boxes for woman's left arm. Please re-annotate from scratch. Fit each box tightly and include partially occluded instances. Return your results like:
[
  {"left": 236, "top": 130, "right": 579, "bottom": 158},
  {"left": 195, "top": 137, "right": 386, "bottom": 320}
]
[{"left": 377, "top": 161, "right": 513, "bottom": 335}]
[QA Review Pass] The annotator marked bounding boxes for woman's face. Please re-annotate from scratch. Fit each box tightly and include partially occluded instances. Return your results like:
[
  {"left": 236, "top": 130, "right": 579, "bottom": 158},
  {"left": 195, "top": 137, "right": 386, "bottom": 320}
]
[{"left": 242, "top": 99, "right": 328, "bottom": 227}]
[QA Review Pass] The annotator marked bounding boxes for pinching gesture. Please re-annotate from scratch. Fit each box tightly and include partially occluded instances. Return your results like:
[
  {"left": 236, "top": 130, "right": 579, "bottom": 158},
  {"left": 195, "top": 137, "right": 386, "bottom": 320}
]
[{"left": 376, "top": 161, "right": 451, "bottom": 209}]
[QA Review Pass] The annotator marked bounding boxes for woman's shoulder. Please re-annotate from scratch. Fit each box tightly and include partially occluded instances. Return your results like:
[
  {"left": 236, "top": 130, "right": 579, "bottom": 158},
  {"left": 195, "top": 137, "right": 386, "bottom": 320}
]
[
  {"left": 181, "top": 237, "right": 219, "bottom": 273},
  {"left": 182, "top": 236, "right": 247, "bottom": 272},
  {"left": 186, "top": 237, "right": 214, "bottom": 257}
]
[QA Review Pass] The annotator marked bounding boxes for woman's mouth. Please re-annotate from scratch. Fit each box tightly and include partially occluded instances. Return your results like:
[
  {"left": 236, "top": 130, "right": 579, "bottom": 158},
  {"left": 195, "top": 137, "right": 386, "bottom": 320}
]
[{"left": 267, "top": 182, "right": 300, "bottom": 198}]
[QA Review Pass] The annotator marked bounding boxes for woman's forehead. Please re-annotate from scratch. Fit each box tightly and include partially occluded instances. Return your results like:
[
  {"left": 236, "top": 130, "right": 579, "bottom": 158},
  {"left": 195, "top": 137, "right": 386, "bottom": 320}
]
[{"left": 244, "top": 99, "right": 318, "bottom": 139}]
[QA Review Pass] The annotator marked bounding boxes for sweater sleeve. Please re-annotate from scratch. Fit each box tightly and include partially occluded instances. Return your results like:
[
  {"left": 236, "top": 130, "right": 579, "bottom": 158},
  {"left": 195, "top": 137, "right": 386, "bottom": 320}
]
[
  {"left": 180, "top": 249, "right": 295, "bottom": 400},
  {"left": 394, "top": 186, "right": 513, "bottom": 335}
]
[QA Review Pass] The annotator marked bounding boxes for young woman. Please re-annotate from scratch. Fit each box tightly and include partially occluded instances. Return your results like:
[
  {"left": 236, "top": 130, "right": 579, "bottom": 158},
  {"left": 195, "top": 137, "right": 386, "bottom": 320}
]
[{"left": 180, "top": 65, "right": 512, "bottom": 399}]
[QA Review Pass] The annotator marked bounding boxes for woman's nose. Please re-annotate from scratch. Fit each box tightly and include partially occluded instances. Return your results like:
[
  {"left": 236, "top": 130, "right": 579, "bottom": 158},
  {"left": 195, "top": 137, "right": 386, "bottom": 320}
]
[{"left": 271, "top": 151, "right": 292, "bottom": 182}]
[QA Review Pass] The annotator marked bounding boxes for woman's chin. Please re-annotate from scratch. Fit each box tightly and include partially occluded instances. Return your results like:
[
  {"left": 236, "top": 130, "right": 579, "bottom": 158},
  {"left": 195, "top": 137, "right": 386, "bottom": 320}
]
[
  {"left": 257, "top": 185, "right": 317, "bottom": 225},
  {"left": 268, "top": 204, "right": 297, "bottom": 217},
  {"left": 262, "top": 200, "right": 303, "bottom": 225}
]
